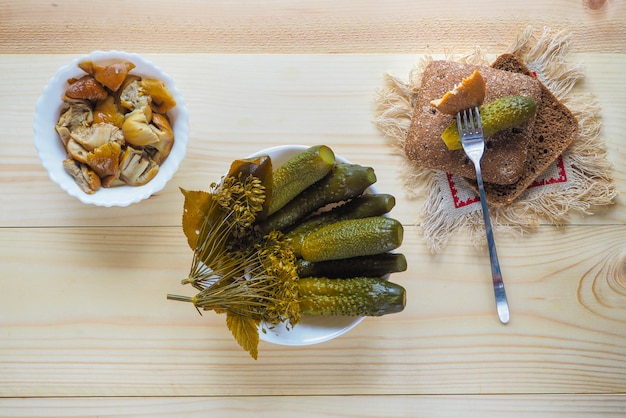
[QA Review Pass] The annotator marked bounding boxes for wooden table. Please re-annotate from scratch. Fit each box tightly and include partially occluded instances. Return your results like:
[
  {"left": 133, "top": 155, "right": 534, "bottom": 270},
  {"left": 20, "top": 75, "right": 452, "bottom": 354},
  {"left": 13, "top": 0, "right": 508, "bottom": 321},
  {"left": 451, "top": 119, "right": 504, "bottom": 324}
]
[{"left": 1, "top": 1, "right": 625, "bottom": 416}]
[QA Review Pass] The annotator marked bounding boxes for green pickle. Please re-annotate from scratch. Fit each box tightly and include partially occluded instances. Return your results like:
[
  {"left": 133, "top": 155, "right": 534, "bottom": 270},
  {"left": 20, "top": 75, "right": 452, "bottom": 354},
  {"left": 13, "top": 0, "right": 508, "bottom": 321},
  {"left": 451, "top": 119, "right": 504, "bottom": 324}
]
[
  {"left": 268, "top": 145, "right": 336, "bottom": 215},
  {"left": 300, "top": 216, "right": 403, "bottom": 262},
  {"left": 286, "top": 193, "right": 396, "bottom": 257},
  {"left": 441, "top": 95, "right": 537, "bottom": 150},
  {"left": 298, "top": 277, "right": 406, "bottom": 317},
  {"left": 296, "top": 253, "right": 407, "bottom": 279},
  {"left": 259, "top": 163, "right": 377, "bottom": 233}
]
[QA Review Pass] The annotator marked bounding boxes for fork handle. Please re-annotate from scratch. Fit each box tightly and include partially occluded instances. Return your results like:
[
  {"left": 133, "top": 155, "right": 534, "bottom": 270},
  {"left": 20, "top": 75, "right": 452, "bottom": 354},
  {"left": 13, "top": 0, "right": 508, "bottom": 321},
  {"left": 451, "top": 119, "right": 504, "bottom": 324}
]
[{"left": 475, "top": 168, "right": 510, "bottom": 324}]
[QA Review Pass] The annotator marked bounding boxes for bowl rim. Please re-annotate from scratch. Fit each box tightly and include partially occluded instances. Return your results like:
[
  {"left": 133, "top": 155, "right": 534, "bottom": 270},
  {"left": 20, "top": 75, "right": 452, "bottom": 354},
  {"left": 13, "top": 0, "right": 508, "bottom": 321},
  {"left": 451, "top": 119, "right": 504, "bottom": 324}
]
[{"left": 33, "top": 50, "right": 189, "bottom": 207}]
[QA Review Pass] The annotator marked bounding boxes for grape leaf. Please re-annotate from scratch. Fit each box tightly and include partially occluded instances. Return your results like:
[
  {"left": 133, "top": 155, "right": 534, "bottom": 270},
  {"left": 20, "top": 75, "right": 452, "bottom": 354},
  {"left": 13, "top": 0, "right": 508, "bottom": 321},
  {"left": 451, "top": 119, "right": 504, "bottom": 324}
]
[
  {"left": 180, "top": 188, "right": 213, "bottom": 250},
  {"left": 226, "top": 311, "right": 260, "bottom": 360}
]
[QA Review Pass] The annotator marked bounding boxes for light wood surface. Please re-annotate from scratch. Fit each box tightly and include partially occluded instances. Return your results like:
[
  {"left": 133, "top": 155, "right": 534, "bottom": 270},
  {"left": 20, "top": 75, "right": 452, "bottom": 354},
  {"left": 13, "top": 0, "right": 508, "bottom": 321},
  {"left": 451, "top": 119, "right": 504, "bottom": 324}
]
[{"left": 1, "top": 1, "right": 625, "bottom": 416}]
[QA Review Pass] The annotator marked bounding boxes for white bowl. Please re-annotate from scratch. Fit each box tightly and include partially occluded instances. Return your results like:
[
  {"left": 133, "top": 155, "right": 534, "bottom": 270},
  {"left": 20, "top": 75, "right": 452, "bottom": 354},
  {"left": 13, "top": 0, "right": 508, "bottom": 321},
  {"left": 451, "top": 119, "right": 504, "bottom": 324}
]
[
  {"left": 33, "top": 50, "right": 189, "bottom": 207},
  {"left": 246, "top": 145, "right": 376, "bottom": 346}
]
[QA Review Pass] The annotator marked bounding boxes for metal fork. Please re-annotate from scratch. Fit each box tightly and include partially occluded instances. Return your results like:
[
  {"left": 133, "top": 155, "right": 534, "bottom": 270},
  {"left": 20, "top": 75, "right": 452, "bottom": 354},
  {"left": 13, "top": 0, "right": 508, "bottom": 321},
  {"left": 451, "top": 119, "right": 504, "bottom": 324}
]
[{"left": 457, "top": 107, "right": 510, "bottom": 324}]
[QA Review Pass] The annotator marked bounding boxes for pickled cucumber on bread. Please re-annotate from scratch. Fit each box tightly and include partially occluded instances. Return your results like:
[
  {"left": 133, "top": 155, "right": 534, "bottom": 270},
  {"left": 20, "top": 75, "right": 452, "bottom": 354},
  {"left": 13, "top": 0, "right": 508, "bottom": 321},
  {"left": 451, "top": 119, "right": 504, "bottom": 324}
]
[{"left": 440, "top": 95, "right": 537, "bottom": 150}]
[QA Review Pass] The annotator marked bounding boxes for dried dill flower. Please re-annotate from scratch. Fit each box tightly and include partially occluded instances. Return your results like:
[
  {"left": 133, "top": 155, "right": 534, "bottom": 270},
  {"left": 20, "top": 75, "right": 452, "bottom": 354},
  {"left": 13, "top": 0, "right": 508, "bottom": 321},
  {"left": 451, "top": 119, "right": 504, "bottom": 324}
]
[
  {"left": 254, "top": 230, "right": 301, "bottom": 326},
  {"left": 212, "top": 172, "right": 265, "bottom": 230}
]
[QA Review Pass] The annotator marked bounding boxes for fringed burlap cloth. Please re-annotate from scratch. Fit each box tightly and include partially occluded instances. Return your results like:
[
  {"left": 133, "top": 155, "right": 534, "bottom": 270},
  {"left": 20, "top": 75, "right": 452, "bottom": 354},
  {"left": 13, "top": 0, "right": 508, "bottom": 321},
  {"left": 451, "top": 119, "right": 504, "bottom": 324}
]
[{"left": 375, "top": 26, "right": 617, "bottom": 252}]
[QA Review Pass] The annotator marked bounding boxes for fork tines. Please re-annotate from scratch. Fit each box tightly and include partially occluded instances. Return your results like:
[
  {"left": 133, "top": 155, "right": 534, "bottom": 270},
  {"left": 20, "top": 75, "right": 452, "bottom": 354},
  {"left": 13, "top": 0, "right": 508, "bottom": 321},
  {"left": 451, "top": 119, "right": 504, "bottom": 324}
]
[{"left": 458, "top": 106, "right": 482, "bottom": 136}]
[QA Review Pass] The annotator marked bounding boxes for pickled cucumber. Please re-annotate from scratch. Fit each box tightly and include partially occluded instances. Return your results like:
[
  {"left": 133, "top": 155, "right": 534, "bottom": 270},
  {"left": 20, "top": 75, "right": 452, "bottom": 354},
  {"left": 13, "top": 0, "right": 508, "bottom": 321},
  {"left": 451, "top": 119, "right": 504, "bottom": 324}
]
[
  {"left": 296, "top": 252, "right": 407, "bottom": 279},
  {"left": 286, "top": 193, "right": 395, "bottom": 257},
  {"left": 268, "top": 145, "right": 336, "bottom": 215},
  {"left": 298, "top": 276, "right": 406, "bottom": 316},
  {"left": 259, "top": 163, "right": 377, "bottom": 233},
  {"left": 441, "top": 95, "right": 537, "bottom": 150},
  {"left": 300, "top": 217, "right": 403, "bottom": 262}
]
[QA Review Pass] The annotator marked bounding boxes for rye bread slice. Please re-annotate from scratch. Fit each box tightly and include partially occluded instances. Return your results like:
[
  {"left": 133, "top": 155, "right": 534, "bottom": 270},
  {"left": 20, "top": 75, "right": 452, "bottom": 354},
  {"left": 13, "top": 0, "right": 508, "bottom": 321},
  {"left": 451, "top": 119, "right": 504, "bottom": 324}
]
[
  {"left": 405, "top": 60, "right": 543, "bottom": 185},
  {"left": 461, "top": 54, "right": 579, "bottom": 206}
]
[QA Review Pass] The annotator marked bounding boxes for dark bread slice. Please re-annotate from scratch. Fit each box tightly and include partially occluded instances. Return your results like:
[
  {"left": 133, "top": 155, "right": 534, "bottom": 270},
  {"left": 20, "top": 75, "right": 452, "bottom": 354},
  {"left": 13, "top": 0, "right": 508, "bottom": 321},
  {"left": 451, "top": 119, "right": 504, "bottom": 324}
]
[
  {"left": 405, "top": 60, "right": 543, "bottom": 185},
  {"left": 461, "top": 54, "right": 579, "bottom": 206}
]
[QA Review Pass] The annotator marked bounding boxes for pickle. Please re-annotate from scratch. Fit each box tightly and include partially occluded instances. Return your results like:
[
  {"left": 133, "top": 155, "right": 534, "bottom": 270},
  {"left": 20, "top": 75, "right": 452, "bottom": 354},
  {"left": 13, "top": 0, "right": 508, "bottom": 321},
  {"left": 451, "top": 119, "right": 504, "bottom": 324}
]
[
  {"left": 298, "top": 277, "right": 406, "bottom": 317},
  {"left": 268, "top": 145, "right": 336, "bottom": 215},
  {"left": 259, "top": 163, "right": 377, "bottom": 233},
  {"left": 300, "top": 217, "right": 403, "bottom": 262},
  {"left": 296, "top": 253, "right": 407, "bottom": 279},
  {"left": 441, "top": 95, "right": 537, "bottom": 150},
  {"left": 286, "top": 193, "right": 395, "bottom": 257}
]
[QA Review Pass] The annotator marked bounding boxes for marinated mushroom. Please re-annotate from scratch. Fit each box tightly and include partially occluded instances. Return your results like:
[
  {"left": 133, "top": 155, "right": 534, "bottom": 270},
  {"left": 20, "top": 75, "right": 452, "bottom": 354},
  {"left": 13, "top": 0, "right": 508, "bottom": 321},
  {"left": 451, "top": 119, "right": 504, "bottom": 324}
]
[
  {"left": 70, "top": 122, "right": 124, "bottom": 151},
  {"left": 78, "top": 60, "right": 136, "bottom": 92},
  {"left": 119, "top": 147, "right": 159, "bottom": 186},
  {"left": 122, "top": 108, "right": 159, "bottom": 147},
  {"left": 147, "top": 113, "right": 175, "bottom": 164},
  {"left": 55, "top": 99, "right": 93, "bottom": 145},
  {"left": 65, "top": 75, "right": 108, "bottom": 101},
  {"left": 101, "top": 174, "right": 126, "bottom": 188},
  {"left": 66, "top": 138, "right": 90, "bottom": 164},
  {"left": 140, "top": 79, "right": 176, "bottom": 113},
  {"left": 93, "top": 95, "right": 125, "bottom": 128},
  {"left": 120, "top": 79, "right": 150, "bottom": 112},
  {"left": 62, "top": 158, "right": 101, "bottom": 194},
  {"left": 114, "top": 74, "right": 140, "bottom": 104},
  {"left": 86, "top": 141, "right": 123, "bottom": 179}
]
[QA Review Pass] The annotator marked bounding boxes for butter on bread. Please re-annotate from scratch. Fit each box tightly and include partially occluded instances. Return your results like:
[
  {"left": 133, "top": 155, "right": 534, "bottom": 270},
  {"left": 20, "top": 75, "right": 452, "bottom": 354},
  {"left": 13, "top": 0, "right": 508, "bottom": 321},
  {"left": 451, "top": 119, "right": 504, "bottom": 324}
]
[
  {"left": 462, "top": 54, "right": 579, "bottom": 206},
  {"left": 406, "top": 61, "right": 543, "bottom": 185}
]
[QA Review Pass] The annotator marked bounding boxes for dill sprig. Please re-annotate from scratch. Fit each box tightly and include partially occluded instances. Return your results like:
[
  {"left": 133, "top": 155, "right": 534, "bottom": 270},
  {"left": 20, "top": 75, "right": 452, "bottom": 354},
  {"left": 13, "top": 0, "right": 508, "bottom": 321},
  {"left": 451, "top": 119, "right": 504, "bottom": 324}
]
[
  {"left": 168, "top": 171, "right": 301, "bottom": 328},
  {"left": 213, "top": 173, "right": 265, "bottom": 230},
  {"left": 256, "top": 230, "right": 301, "bottom": 326}
]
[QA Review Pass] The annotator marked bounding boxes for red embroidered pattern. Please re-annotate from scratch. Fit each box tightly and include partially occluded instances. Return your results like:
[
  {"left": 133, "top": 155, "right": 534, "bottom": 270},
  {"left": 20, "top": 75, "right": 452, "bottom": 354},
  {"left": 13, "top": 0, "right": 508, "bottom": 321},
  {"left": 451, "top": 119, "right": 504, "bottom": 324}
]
[
  {"left": 528, "top": 155, "right": 567, "bottom": 188},
  {"left": 446, "top": 155, "right": 567, "bottom": 209},
  {"left": 447, "top": 173, "right": 480, "bottom": 209}
]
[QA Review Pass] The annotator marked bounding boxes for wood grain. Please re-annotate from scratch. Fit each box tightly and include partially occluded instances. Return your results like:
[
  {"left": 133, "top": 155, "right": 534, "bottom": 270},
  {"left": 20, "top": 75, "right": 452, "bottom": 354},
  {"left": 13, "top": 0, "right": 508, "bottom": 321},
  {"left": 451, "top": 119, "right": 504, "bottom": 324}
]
[
  {"left": 1, "top": 0, "right": 625, "bottom": 54},
  {"left": 1, "top": 0, "right": 625, "bottom": 415},
  {"left": 2, "top": 395, "right": 626, "bottom": 417},
  {"left": 1, "top": 225, "right": 625, "bottom": 396}
]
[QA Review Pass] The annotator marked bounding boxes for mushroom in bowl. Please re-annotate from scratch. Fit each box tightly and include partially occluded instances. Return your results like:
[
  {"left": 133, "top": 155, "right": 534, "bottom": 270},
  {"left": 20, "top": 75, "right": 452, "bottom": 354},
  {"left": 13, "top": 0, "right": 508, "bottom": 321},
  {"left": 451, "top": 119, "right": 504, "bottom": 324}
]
[{"left": 34, "top": 50, "right": 189, "bottom": 207}]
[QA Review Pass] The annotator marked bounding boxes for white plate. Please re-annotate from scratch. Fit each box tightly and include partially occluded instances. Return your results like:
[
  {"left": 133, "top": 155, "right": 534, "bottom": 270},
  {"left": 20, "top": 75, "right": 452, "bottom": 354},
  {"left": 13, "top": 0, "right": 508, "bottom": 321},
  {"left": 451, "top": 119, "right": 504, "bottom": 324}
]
[
  {"left": 246, "top": 145, "right": 376, "bottom": 346},
  {"left": 33, "top": 50, "right": 189, "bottom": 207}
]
